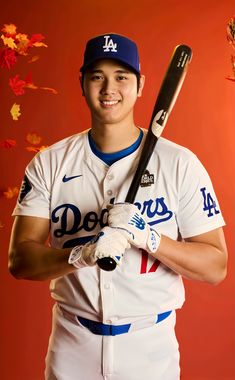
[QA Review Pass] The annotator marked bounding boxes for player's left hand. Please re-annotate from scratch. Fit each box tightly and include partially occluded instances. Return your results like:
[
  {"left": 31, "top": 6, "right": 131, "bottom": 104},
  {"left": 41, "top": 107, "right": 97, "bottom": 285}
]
[{"left": 108, "top": 203, "right": 161, "bottom": 254}]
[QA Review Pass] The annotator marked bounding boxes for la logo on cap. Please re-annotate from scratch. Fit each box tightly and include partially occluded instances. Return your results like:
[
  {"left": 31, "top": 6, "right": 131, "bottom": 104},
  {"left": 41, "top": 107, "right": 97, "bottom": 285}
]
[{"left": 103, "top": 35, "right": 117, "bottom": 52}]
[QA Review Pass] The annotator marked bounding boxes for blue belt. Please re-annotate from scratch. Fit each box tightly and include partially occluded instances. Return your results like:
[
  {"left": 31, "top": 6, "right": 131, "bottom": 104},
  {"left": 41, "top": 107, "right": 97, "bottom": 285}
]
[{"left": 77, "top": 311, "right": 172, "bottom": 336}]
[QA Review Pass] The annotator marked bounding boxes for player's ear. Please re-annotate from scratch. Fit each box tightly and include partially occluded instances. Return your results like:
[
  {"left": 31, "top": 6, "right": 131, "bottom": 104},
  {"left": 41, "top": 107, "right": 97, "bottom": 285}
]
[
  {"left": 137, "top": 75, "right": 145, "bottom": 98},
  {"left": 79, "top": 74, "right": 85, "bottom": 96}
]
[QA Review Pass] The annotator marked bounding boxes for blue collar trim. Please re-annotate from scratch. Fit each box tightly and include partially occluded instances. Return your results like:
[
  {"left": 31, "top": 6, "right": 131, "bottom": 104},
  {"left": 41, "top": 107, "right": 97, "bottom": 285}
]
[{"left": 88, "top": 129, "right": 143, "bottom": 166}]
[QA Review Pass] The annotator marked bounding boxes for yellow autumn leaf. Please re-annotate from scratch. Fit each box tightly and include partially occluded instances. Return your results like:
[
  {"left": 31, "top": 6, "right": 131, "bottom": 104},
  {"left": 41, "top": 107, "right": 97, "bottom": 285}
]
[
  {"left": 1, "top": 35, "right": 17, "bottom": 49},
  {"left": 3, "top": 186, "right": 19, "bottom": 199},
  {"left": 1, "top": 23, "right": 17, "bottom": 35},
  {"left": 10, "top": 103, "right": 21, "bottom": 121}
]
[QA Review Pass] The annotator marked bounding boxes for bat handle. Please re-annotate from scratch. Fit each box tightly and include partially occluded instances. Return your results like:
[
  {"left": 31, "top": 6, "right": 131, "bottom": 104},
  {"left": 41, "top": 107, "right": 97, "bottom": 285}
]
[{"left": 97, "top": 257, "right": 117, "bottom": 271}]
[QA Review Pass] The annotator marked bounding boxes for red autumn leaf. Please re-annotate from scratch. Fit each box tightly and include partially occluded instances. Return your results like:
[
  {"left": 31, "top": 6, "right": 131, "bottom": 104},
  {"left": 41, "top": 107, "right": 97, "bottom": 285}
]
[
  {"left": 24, "top": 72, "right": 32, "bottom": 85},
  {"left": 28, "top": 33, "right": 47, "bottom": 47},
  {"left": 26, "top": 132, "right": 42, "bottom": 145},
  {"left": 0, "top": 139, "right": 17, "bottom": 148},
  {"left": 9, "top": 74, "right": 26, "bottom": 95},
  {"left": 0, "top": 48, "right": 17, "bottom": 69},
  {"left": 3, "top": 186, "right": 19, "bottom": 199}
]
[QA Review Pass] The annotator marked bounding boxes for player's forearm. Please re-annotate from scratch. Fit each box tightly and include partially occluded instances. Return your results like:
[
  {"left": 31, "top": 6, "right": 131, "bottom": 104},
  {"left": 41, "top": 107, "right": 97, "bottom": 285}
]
[
  {"left": 8, "top": 241, "right": 75, "bottom": 281},
  {"left": 154, "top": 234, "right": 227, "bottom": 285}
]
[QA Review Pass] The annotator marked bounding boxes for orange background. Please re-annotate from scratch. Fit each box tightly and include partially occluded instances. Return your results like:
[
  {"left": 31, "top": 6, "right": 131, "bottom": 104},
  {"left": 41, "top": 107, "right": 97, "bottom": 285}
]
[{"left": 0, "top": 1, "right": 234, "bottom": 379}]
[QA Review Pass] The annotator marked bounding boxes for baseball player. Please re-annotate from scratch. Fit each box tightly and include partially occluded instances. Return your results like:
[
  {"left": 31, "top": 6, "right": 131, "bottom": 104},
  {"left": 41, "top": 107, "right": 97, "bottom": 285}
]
[{"left": 8, "top": 33, "right": 227, "bottom": 380}]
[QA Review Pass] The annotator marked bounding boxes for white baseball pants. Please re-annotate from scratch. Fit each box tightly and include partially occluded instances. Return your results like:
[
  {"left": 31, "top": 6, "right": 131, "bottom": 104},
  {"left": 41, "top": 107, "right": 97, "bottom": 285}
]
[{"left": 45, "top": 304, "right": 180, "bottom": 380}]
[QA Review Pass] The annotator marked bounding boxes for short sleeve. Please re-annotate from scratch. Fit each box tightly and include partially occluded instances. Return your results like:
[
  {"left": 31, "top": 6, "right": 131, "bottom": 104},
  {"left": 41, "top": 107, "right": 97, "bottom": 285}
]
[
  {"left": 12, "top": 153, "right": 50, "bottom": 219},
  {"left": 177, "top": 153, "right": 225, "bottom": 238}
]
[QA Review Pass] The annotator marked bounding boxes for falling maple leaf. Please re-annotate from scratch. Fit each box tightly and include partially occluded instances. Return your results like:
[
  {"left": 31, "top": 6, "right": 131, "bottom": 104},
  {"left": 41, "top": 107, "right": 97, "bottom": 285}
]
[
  {"left": 26, "top": 145, "right": 48, "bottom": 152},
  {"left": 9, "top": 74, "right": 26, "bottom": 95},
  {"left": 0, "top": 139, "right": 17, "bottom": 148},
  {"left": 15, "top": 33, "right": 30, "bottom": 55},
  {"left": 28, "top": 55, "right": 39, "bottom": 63},
  {"left": 26, "top": 132, "right": 42, "bottom": 145},
  {"left": 0, "top": 48, "right": 17, "bottom": 69},
  {"left": 40, "top": 86, "right": 58, "bottom": 94},
  {"left": 3, "top": 186, "right": 19, "bottom": 199},
  {"left": 23, "top": 72, "right": 38, "bottom": 89},
  {"left": 1, "top": 23, "right": 17, "bottom": 36},
  {"left": 29, "top": 33, "right": 47, "bottom": 48},
  {"left": 10, "top": 103, "right": 21, "bottom": 120},
  {"left": 1, "top": 34, "right": 17, "bottom": 49}
]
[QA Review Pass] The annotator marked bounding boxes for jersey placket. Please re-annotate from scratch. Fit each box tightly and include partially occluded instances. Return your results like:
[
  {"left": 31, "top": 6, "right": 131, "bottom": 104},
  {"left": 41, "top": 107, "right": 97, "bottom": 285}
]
[{"left": 100, "top": 269, "right": 115, "bottom": 376}]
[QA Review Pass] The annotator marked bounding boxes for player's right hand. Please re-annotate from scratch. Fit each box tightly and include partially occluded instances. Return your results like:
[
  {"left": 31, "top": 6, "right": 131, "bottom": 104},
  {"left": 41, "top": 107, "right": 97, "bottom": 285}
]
[{"left": 68, "top": 226, "right": 130, "bottom": 268}]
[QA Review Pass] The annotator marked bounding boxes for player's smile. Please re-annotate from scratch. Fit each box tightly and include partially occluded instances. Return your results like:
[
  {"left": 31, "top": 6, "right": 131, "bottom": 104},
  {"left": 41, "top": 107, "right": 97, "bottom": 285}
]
[{"left": 100, "top": 99, "right": 120, "bottom": 107}]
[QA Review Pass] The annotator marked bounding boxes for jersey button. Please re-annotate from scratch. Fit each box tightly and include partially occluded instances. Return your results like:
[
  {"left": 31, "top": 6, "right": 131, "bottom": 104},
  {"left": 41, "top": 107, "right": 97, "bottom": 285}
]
[
  {"left": 107, "top": 190, "right": 113, "bottom": 196},
  {"left": 104, "top": 283, "right": 110, "bottom": 290},
  {"left": 107, "top": 174, "right": 114, "bottom": 180}
]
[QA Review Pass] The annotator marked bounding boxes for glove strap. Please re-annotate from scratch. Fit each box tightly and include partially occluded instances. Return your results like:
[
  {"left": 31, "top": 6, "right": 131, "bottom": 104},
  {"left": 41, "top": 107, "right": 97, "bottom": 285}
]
[
  {"left": 146, "top": 229, "right": 161, "bottom": 254},
  {"left": 68, "top": 246, "right": 86, "bottom": 269}
]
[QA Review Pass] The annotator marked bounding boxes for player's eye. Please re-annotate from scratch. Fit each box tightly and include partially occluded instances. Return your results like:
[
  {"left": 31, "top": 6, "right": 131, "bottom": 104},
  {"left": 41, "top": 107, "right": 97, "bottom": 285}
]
[
  {"left": 91, "top": 74, "right": 103, "bottom": 81},
  {"left": 117, "top": 75, "right": 128, "bottom": 81}
]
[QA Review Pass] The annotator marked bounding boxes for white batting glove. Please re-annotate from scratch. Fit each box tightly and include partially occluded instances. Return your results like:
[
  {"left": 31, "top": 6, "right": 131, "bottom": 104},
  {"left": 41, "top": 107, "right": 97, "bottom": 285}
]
[
  {"left": 68, "top": 226, "right": 131, "bottom": 268},
  {"left": 108, "top": 203, "right": 161, "bottom": 254}
]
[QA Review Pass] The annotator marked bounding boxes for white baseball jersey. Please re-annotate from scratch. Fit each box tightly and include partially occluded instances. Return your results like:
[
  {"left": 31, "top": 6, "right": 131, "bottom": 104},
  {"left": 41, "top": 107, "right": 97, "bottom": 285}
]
[{"left": 13, "top": 129, "right": 225, "bottom": 324}]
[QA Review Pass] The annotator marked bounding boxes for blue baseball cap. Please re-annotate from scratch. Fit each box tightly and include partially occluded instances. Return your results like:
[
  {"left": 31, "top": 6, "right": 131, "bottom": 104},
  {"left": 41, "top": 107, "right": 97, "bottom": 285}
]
[{"left": 80, "top": 33, "right": 140, "bottom": 74}]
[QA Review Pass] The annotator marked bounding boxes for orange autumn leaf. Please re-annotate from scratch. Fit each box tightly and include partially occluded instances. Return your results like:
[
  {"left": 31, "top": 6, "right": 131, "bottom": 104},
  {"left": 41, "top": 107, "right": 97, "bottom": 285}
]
[
  {"left": 28, "top": 55, "right": 40, "bottom": 63},
  {"left": 1, "top": 23, "right": 17, "bottom": 35},
  {"left": 3, "top": 186, "right": 19, "bottom": 199},
  {"left": 26, "top": 132, "right": 42, "bottom": 145},
  {"left": 25, "top": 82, "right": 38, "bottom": 90},
  {"left": 40, "top": 86, "right": 58, "bottom": 94},
  {"left": 26, "top": 145, "right": 48, "bottom": 152},
  {"left": 10, "top": 103, "right": 21, "bottom": 120},
  {"left": 15, "top": 33, "right": 30, "bottom": 55},
  {"left": 0, "top": 139, "right": 17, "bottom": 148}
]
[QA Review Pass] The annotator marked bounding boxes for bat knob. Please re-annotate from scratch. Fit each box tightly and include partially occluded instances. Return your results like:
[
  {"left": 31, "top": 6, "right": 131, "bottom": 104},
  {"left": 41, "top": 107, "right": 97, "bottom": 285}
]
[{"left": 97, "top": 257, "right": 117, "bottom": 271}]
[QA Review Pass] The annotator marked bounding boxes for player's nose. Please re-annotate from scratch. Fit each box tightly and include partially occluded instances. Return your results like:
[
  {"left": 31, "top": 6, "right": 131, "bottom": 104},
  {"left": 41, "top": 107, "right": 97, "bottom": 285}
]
[{"left": 100, "top": 78, "right": 117, "bottom": 95}]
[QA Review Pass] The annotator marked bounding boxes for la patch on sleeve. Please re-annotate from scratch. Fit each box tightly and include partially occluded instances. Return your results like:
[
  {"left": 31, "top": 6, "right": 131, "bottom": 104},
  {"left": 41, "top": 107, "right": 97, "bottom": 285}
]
[
  {"left": 18, "top": 175, "right": 32, "bottom": 204},
  {"left": 200, "top": 187, "right": 220, "bottom": 217}
]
